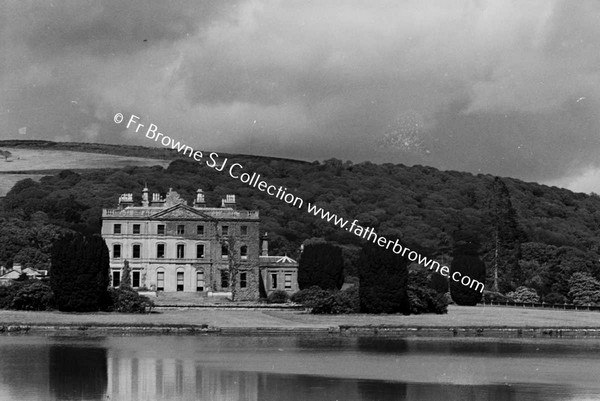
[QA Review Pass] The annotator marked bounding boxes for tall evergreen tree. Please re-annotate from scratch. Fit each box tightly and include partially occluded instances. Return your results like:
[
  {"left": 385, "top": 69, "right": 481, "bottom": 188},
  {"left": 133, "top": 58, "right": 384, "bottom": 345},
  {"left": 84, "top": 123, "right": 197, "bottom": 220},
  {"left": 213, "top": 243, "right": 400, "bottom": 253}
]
[
  {"left": 50, "top": 233, "right": 110, "bottom": 311},
  {"left": 450, "top": 230, "right": 486, "bottom": 306},
  {"left": 358, "top": 243, "right": 410, "bottom": 314},
  {"left": 487, "top": 177, "right": 525, "bottom": 292},
  {"left": 298, "top": 242, "right": 344, "bottom": 290}
]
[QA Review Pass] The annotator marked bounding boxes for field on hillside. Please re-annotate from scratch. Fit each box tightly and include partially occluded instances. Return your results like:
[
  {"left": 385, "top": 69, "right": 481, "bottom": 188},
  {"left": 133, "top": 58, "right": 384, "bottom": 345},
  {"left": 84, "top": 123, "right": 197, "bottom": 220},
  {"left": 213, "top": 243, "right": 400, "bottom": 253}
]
[{"left": 0, "top": 148, "right": 171, "bottom": 196}]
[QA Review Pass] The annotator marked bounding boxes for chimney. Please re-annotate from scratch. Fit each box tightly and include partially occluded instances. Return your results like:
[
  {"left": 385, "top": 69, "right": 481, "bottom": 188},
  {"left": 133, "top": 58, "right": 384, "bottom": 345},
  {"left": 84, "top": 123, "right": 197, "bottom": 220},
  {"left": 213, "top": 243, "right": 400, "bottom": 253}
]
[
  {"left": 12, "top": 263, "right": 22, "bottom": 273},
  {"left": 142, "top": 185, "right": 149, "bottom": 207},
  {"left": 194, "top": 189, "right": 206, "bottom": 207},
  {"left": 0, "top": 266, "right": 5, "bottom": 276},
  {"left": 150, "top": 192, "right": 165, "bottom": 207},
  {"left": 222, "top": 194, "right": 236, "bottom": 209},
  {"left": 261, "top": 232, "right": 269, "bottom": 256},
  {"left": 118, "top": 193, "right": 134, "bottom": 209}
]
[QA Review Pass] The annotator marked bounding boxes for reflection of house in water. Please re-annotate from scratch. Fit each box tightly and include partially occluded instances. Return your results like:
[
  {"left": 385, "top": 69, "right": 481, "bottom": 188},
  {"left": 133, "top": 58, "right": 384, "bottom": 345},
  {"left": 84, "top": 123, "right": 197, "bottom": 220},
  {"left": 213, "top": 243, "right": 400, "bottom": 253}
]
[{"left": 107, "top": 355, "right": 258, "bottom": 401}]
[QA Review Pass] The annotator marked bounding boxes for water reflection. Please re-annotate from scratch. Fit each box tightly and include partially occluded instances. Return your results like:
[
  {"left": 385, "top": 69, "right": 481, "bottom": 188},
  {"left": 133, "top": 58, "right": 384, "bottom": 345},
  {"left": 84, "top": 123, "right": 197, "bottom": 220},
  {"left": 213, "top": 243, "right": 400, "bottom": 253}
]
[
  {"left": 49, "top": 345, "right": 107, "bottom": 400},
  {"left": 0, "top": 335, "right": 599, "bottom": 401}
]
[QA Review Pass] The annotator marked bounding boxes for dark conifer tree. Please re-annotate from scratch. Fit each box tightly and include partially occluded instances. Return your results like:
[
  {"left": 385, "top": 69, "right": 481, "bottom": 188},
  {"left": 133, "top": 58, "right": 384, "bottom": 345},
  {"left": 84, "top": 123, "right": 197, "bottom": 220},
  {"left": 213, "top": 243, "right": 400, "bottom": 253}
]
[
  {"left": 450, "top": 230, "right": 486, "bottom": 306},
  {"left": 298, "top": 242, "right": 345, "bottom": 290},
  {"left": 358, "top": 243, "right": 410, "bottom": 314},
  {"left": 486, "top": 177, "right": 526, "bottom": 292},
  {"left": 50, "top": 233, "right": 110, "bottom": 311}
]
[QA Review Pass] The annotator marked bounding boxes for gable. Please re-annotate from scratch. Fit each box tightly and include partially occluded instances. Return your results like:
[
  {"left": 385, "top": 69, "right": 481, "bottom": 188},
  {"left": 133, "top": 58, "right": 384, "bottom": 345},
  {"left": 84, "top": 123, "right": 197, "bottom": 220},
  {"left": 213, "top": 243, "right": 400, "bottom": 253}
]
[{"left": 151, "top": 204, "right": 216, "bottom": 220}]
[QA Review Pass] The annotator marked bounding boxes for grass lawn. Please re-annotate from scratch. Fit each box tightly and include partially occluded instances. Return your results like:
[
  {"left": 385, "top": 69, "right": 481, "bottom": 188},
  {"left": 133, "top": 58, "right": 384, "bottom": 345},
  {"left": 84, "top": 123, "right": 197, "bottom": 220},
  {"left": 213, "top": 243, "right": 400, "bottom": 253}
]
[{"left": 1, "top": 305, "right": 600, "bottom": 329}]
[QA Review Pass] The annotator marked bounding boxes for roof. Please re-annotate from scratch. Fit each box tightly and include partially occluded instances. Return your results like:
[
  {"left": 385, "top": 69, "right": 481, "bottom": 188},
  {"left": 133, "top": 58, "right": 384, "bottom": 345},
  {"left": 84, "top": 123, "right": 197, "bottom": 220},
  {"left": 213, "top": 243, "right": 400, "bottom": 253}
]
[{"left": 259, "top": 255, "right": 298, "bottom": 266}]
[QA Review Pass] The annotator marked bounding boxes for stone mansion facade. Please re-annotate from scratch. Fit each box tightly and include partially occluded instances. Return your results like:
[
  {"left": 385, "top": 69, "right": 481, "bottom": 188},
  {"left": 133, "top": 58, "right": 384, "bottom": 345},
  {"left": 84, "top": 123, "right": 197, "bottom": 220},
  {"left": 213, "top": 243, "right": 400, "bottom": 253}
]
[{"left": 101, "top": 187, "right": 298, "bottom": 301}]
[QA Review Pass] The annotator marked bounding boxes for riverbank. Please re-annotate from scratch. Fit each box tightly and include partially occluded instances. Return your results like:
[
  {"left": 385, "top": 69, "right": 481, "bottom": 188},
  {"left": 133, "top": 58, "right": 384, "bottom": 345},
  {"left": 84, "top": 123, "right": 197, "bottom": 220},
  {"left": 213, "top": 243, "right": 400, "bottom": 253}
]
[{"left": 1, "top": 305, "right": 600, "bottom": 337}]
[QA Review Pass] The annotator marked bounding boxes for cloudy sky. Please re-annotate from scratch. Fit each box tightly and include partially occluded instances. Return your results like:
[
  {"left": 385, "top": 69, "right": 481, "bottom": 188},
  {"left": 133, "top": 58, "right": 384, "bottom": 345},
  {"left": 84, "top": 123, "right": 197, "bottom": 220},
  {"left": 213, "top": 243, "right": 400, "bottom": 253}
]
[{"left": 1, "top": 0, "right": 600, "bottom": 192}]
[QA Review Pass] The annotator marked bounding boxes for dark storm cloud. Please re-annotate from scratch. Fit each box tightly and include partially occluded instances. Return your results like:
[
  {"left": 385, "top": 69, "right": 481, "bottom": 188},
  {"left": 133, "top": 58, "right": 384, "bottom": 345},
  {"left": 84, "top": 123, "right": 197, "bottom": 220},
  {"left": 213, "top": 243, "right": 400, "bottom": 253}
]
[{"left": 2, "top": 0, "right": 600, "bottom": 190}]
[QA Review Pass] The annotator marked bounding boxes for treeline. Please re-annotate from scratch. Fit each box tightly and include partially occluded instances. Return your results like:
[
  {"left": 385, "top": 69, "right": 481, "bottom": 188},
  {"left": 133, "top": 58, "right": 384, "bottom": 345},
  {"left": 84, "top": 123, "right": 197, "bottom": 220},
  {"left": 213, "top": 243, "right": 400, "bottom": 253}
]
[{"left": 2, "top": 144, "right": 600, "bottom": 303}]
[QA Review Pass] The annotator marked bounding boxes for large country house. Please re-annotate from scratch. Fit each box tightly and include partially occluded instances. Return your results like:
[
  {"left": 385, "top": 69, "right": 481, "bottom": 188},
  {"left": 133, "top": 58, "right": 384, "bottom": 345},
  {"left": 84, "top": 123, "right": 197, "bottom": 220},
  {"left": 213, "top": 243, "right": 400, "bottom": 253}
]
[{"left": 101, "top": 187, "right": 298, "bottom": 301}]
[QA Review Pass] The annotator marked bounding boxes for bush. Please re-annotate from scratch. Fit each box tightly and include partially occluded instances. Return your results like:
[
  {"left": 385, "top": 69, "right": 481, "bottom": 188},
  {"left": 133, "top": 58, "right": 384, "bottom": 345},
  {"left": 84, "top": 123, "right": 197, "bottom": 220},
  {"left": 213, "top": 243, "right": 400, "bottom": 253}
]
[
  {"left": 0, "top": 284, "right": 21, "bottom": 309},
  {"left": 290, "top": 286, "right": 330, "bottom": 307},
  {"left": 482, "top": 291, "right": 510, "bottom": 303},
  {"left": 407, "top": 284, "right": 448, "bottom": 314},
  {"left": 108, "top": 287, "right": 154, "bottom": 313},
  {"left": 505, "top": 286, "right": 540, "bottom": 303},
  {"left": 311, "top": 287, "right": 360, "bottom": 314},
  {"left": 10, "top": 281, "right": 54, "bottom": 311},
  {"left": 543, "top": 292, "right": 566, "bottom": 304},
  {"left": 267, "top": 290, "right": 289, "bottom": 304}
]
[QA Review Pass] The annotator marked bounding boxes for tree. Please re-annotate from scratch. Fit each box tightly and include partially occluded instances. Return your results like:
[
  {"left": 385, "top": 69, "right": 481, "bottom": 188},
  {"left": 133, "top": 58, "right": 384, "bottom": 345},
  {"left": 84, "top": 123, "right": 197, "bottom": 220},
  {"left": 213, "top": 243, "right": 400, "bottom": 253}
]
[
  {"left": 568, "top": 272, "right": 600, "bottom": 306},
  {"left": 505, "top": 286, "right": 540, "bottom": 303},
  {"left": 298, "top": 242, "right": 345, "bottom": 290},
  {"left": 450, "top": 230, "right": 486, "bottom": 306},
  {"left": 50, "top": 233, "right": 110, "bottom": 312},
  {"left": 358, "top": 243, "right": 410, "bottom": 314},
  {"left": 486, "top": 178, "right": 525, "bottom": 292},
  {"left": 120, "top": 260, "right": 131, "bottom": 288}
]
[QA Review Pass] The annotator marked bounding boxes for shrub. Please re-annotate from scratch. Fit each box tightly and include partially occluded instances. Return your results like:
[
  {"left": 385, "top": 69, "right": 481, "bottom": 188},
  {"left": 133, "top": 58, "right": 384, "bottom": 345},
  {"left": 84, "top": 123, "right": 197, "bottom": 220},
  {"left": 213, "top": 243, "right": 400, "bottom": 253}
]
[
  {"left": 267, "top": 290, "right": 289, "bottom": 304},
  {"left": 543, "top": 292, "right": 566, "bottom": 304},
  {"left": 290, "top": 286, "right": 330, "bottom": 307},
  {"left": 407, "top": 284, "right": 448, "bottom": 315},
  {"left": 311, "top": 287, "right": 359, "bottom": 314},
  {"left": 505, "top": 286, "right": 540, "bottom": 303},
  {"left": 482, "top": 291, "right": 509, "bottom": 303},
  {"left": 108, "top": 287, "right": 154, "bottom": 313},
  {"left": 0, "top": 283, "right": 22, "bottom": 309},
  {"left": 10, "top": 281, "right": 54, "bottom": 311}
]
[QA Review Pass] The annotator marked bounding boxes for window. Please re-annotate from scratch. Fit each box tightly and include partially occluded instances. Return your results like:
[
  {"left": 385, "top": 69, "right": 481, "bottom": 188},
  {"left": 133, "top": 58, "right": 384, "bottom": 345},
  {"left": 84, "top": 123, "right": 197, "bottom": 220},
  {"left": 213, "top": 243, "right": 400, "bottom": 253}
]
[
  {"left": 156, "top": 271, "right": 164, "bottom": 291},
  {"left": 196, "top": 225, "right": 204, "bottom": 235},
  {"left": 177, "top": 244, "right": 185, "bottom": 259},
  {"left": 196, "top": 244, "right": 205, "bottom": 258},
  {"left": 271, "top": 273, "right": 278, "bottom": 289},
  {"left": 221, "top": 244, "right": 228, "bottom": 259},
  {"left": 177, "top": 225, "right": 185, "bottom": 235},
  {"left": 285, "top": 274, "right": 292, "bottom": 289},
  {"left": 196, "top": 271, "right": 205, "bottom": 292},
  {"left": 113, "top": 224, "right": 121, "bottom": 234},
  {"left": 177, "top": 272, "right": 184, "bottom": 291},
  {"left": 113, "top": 244, "right": 121, "bottom": 259},
  {"left": 157, "top": 224, "right": 165, "bottom": 235},
  {"left": 221, "top": 225, "right": 229, "bottom": 236},
  {"left": 240, "top": 225, "right": 248, "bottom": 236},
  {"left": 240, "top": 272, "right": 247, "bottom": 288},
  {"left": 133, "top": 224, "right": 141, "bottom": 234},
  {"left": 132, "top": 271, "right": 140, "bottom": 288},
  {"left": 156, "top": 244, "right": 165, "bottom": 258},
  {"left": 240, "top": 245, "right": 248, "bottom": 260},
  {"left": 132, "top": 244, "right": 141, "bottom": 258},
  {"left": 112, "top": 271, "right": 121, "bottom": 287},
  {"left": 221, "top": 271, "right": 229, "bottom": 289}
]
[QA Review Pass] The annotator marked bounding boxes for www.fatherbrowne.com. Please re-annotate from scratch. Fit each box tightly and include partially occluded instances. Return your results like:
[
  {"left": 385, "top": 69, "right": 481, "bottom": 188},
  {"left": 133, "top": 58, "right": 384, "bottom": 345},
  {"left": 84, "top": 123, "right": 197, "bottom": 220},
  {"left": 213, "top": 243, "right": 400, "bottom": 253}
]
[
  {"left": 306, "top": 203, "right": 485, "bottom": 293},
  {"left": 115, "top": 112, "right": 484, "bottom": 293}
]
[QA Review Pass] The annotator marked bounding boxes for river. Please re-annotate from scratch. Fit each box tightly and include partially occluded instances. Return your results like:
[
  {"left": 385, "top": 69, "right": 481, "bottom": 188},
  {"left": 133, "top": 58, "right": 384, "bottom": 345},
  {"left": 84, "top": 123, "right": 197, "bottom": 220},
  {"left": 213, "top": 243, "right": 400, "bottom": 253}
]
[{"left": 0, "top": 334, "right": 599, "bottom": 400}]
